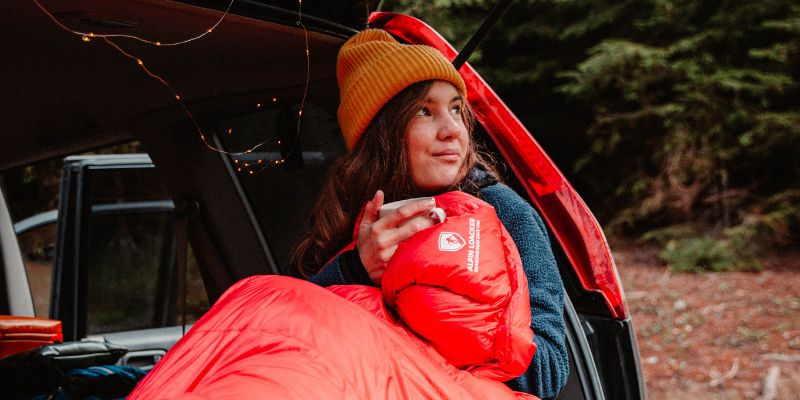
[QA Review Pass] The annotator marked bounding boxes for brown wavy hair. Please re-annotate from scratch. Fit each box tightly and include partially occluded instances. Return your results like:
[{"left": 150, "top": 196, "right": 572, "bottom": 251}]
[{"left": 291, "top": 80, "right": 496, "bottom": 277}]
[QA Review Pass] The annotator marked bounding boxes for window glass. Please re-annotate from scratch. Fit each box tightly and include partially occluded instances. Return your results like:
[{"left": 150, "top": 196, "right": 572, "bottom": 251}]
[
  {"left": 85, "top": 166, "right": 209, "bottom": 334},
  {"left": 1, "top": 159, "right": 61, "bottom": 223},
  {"left": 86, "top": 212, "right": 170, "bottom": 333},
  {"left": 217, "top": 101, "right": 345, "bottom": 273},
  {"left": 89, "top": 166, "right": 171, "bottom": 204},
  {"left": 85, "top": 212, "right": 207, "bottom": 334},
  {"left": 16, "top": 222, "right": 56, "bottom": 317}
]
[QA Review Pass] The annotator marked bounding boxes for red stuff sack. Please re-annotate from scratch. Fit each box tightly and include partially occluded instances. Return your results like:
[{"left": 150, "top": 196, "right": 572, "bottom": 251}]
[{"left": 381, "top": 191, "right": 536, "bottom": 381}]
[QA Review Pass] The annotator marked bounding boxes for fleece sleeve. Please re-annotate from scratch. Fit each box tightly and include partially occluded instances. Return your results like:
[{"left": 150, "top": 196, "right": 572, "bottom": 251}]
[
  {"left": 480, "top": 184, "right": 569, "bottom": 400},
  {"left": 308, "top": 248, "right": 373, "bottom": 287}
]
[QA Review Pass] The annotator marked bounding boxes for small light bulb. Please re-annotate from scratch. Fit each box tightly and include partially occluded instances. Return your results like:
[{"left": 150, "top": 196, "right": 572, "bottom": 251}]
[
  {"left": 258, "top": 160, "right": 264, "bottom": 164},
  {"left": 237, "top": 167, "right": 242, "bottom": 172},
  {"left": 249, "top": 170, "right": 254, "bottom": 175},
  {"left": 234, "top": 159, "right": 239, "bottom": 164},
  {"left": 256, "top": 103, "right": 262, "bottom": 108},
  {"left": 278, "top": 140, "right": 282, "bottom": 144},
  {"left": 244, "top": 163, "right": 249, "bottom": 167},
  {"left": 175, "top": 94, "right": 181, "bottom": 100},
  {"left": 137, "top": 59, "right": 144, "bottom": 65},
  {"left": 272, "top": 97, "right": 277, "bottom": 102},
  {"left": 81, "top": 35, "right": 91, "bottom": 42},
  {"left": 155, "top": 41, "right": 161, "bottom": 46},
  {"left": 227, "top": 128, "right": 233, "bottom": 134}
]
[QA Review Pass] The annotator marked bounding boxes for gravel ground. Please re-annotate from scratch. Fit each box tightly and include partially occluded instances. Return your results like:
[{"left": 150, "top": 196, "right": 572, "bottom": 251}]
[{"left": 612, "top": 241, "right": 800, "bottom": 400}]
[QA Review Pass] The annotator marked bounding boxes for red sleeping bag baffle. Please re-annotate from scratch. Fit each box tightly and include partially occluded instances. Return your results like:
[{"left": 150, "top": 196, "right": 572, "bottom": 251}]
[{"left": 129, "top": 192, "right": 537, "bottom": 399}]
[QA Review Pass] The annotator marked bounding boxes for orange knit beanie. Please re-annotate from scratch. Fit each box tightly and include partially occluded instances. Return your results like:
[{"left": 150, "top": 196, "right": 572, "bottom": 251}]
[{"left": 336, "top": 29, "right": 467, "bottom": 150}]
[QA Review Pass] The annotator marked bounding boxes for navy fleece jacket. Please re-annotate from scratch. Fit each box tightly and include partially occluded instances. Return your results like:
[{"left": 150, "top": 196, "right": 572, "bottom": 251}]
[{"left": 309, "top": 171, "right": 569, "bottom": 399}]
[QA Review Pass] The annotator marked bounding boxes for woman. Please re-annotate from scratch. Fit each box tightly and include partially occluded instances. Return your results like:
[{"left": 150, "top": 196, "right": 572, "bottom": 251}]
[{"left": 291, "top": 29, "right": 569, "bottom": 399}]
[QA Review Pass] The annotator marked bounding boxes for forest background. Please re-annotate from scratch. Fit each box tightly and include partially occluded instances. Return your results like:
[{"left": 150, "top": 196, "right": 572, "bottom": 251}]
[{"left": 383, "top": 0, "right": 800, "bottom": 272}]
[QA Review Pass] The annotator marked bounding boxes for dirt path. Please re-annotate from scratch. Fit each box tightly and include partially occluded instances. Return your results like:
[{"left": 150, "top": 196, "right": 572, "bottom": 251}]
[{"left": 612, "top": 241, "right": 800, "bottom": 399}]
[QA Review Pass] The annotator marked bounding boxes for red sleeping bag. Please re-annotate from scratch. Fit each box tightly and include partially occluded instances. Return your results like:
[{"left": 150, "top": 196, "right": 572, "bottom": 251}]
[{"left": 129, "top": 192, "right": 537, "bottom": 399}]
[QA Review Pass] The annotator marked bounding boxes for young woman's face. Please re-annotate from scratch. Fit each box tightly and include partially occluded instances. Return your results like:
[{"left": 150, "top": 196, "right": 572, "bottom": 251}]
[{"left": 405, "top": 81, "right": 470, "bottom": 192}]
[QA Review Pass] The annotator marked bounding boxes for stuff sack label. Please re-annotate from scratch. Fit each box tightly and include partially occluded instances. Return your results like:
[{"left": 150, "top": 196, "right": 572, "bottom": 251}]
[
  {"left": 435, "top": 218, "right": 481, "bottom": 273},
  {"left": 466, "top": 218, "right": 481, "bottom": 272},
  {"left": 438, "top": 232, "right": 466, "bottom": 252}
]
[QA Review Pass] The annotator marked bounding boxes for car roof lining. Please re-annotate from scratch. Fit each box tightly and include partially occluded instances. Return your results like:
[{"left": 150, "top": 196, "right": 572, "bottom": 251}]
[{"left": 2, "top": 0, "right": 342, "bottom": 171}]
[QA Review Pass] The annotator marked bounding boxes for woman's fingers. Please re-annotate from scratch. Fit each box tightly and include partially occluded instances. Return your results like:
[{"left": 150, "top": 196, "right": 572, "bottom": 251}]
[
  {"left": 361, "top": 190, "right": 384, "bottom": 226},
  {"left": 358, "top": 193, "right": 437, "bottom": 285},
  {"left": 381, "top": 214, "right": 436, "bottom": 246},
  {"left": 371, "top": 197, "right": 437, "bottom": 249},
  {"left": 374, "top": 197, "right": 435, "bottom": 230},
  {"left": 369, "top": 244, "right": 398, "bottom": 284},
  {"left": 358, "top": 190, "right": 389, "bottom": 284}
]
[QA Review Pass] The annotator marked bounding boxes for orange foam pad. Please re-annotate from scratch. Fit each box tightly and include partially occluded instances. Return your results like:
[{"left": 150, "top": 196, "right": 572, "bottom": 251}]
[{"left": 0, "top": 315, "right": 63, "bottom": 358}]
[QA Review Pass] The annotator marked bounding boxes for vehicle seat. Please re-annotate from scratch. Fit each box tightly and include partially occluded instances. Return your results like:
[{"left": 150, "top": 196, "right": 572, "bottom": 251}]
[{"left": 0, "top": 339, "right": 132, "bottom": 399}]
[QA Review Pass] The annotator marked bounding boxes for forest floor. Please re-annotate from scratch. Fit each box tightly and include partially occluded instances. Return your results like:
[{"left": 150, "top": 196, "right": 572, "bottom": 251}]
[{"left": 611, "top": 240, "right": 800, "bottom": 399}]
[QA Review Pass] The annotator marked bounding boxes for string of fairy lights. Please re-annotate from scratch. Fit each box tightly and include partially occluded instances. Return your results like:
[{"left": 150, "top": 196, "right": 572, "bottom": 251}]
[{"left": 31, "top": 0, "right": 312, "bottom": 175}]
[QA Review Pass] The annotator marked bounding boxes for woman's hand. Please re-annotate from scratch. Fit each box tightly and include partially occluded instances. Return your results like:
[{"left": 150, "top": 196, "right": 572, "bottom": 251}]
[{"left": 357, "top": 190, "right": 437, "bottom": 285}]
